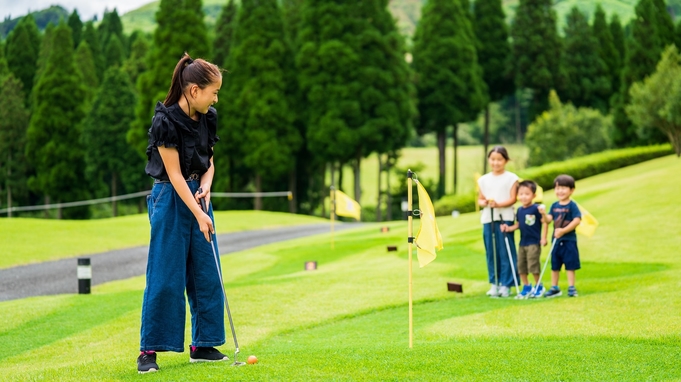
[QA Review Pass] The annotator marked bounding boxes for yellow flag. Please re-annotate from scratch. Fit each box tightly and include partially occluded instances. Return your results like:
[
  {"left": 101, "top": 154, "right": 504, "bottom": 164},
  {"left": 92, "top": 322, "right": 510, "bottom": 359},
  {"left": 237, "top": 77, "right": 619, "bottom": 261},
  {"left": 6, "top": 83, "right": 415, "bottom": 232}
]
[
  {"left": 414, "top": 180, "right": 443, "bottom": 268},
  {"left": 575, "top": 202, "right": 598, "bottom": 238},
  {"left": 334, "top": 189, "right": 361, "bottom": 221},
  {"left": 533, "top": 185, "right": 544, "bottom": 203}
]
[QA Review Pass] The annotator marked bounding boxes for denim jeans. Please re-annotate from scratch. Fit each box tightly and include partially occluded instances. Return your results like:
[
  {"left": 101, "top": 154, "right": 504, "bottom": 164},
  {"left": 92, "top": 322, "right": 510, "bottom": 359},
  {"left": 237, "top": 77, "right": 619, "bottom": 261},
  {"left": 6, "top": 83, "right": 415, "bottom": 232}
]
[
  {"left": 140, "top": 179, "right": 225, "bottom": 352},
  {"left": 483, "top": 221, "right": 518, "bottom": 287}
]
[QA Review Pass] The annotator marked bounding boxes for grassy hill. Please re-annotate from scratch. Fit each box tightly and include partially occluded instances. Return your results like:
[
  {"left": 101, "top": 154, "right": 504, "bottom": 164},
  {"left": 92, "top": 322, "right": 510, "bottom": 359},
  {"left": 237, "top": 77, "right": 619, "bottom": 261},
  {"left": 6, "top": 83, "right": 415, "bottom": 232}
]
[
  {"left": 120, "top": 0, "right": 681, "bottom": 36},
  {"left": 0, "top": 155, "right": 679, "bottom": 380}
]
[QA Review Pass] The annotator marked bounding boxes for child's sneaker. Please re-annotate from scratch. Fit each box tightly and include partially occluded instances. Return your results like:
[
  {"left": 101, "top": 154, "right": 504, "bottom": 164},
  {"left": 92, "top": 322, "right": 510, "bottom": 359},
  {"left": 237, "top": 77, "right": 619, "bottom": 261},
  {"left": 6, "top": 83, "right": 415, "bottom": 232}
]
[
  {"left": 568, "top": 286, "right": 578, "bottom": 297},
  {"left": 531, "top": 283, "right": 545, "bottom": 298},
  {"left": 498, "top": 286, "right": 510, "bottom": 298},
  {"left": 189, "top": 346, "right": 229, "bottom": 363},
  {"left": 516, "top": 284, "right": 532, "bottom": 299},
  {"left": 486, "top": 284, "right": 499, "bottom": 297},
  {"left": 544, "top": 286, "right": 562, "bottom": 298},
  {"left": 137, "top": 351, "right": 159, "bottom": 373}
]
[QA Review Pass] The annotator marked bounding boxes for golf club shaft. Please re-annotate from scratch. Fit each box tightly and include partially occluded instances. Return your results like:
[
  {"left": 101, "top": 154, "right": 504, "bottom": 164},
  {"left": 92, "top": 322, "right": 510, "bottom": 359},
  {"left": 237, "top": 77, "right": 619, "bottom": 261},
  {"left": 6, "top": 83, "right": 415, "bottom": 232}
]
[
  {"left": 490, "top": 207, "right": 498, "bottom": 287},
  {"left": 534, "top": 237, "right": 557, "bottom": 294},
  {"left": 198, "top": 189, "right": 240, "bottom": 353},
  {"left": 501, "top": 220, "right": 520, "bottom": 295}
]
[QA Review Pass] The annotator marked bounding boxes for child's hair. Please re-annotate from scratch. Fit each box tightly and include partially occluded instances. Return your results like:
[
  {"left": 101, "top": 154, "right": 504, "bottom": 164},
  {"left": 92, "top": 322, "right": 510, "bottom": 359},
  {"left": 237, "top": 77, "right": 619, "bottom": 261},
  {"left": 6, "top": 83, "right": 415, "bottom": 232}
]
[
  {"left": 487, "top": 145, "right": 510, "bottom": 161},
  {"left": 554, "top": 174, "right": 576, "bottom": 189},
  {"left": 518, "top": 180, "right": 537, "bottom": 194},
  {"left": 164, "top": 53, "right": 222, "bottom": 107}
]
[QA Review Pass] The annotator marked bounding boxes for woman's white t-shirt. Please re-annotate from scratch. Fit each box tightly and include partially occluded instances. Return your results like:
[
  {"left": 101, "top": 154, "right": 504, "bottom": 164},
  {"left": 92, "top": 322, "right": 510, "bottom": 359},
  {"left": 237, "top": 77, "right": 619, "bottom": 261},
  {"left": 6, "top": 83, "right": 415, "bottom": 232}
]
[{"left": 478, "top": 171, "right": 519, "bottom": 224}]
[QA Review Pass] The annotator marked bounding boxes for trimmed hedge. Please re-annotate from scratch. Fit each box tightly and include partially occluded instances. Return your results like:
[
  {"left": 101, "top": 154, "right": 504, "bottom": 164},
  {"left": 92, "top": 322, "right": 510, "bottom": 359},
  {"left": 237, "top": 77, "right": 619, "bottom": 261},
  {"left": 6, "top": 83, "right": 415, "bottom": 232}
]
[{"left": 433, "top": 144, "right": 673, "bottom": 216}]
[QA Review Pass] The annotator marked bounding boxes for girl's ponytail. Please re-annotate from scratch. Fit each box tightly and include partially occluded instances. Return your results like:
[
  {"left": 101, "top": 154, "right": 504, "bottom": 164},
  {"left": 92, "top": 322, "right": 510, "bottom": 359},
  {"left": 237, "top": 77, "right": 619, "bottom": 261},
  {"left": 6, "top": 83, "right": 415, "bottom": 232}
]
[{"left": 164, "top": 53, "right": 195, "bottom": 106}]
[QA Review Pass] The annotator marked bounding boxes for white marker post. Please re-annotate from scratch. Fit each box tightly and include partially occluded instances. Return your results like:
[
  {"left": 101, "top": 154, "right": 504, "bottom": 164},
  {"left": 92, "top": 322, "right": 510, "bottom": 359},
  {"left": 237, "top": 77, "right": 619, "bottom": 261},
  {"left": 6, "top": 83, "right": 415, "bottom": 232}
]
[{"left": 77, "top": 258, "right": 91, "bottom": 294}]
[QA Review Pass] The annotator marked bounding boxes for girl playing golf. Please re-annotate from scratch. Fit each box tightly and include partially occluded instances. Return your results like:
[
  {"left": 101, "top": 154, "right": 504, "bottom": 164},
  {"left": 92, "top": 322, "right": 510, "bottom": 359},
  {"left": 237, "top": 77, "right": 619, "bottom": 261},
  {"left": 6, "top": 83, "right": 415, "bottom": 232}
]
[
  {"left": 477, "top": 146, "right": 519, "bottom": 298},
  {"left": 138, "top": 53, "right": 227, "bottom": 373}
]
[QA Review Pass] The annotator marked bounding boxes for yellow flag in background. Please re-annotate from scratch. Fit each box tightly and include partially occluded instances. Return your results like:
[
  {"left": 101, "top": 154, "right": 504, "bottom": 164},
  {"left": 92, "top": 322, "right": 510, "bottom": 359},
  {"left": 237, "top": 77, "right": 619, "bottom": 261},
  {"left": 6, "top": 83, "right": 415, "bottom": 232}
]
[
  {"left": 414, "top": 180, "right": 443, "bottom": 268},
  {"left": 334, "top": 189, "right": 361, "bottom": 221},
  {"left": 533, "top": 185, "right": 544, "bottom": 203},
  {"left": 576, "top": 202, "right": 598, "bottom": 238}
]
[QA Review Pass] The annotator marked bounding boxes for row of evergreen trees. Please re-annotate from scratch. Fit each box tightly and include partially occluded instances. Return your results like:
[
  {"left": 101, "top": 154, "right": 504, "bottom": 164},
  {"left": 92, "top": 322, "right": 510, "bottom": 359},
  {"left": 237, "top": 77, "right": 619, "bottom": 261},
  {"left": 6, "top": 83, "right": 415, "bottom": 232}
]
[{"left": 0, "top": 0, "right": 679, "bottom": 219}]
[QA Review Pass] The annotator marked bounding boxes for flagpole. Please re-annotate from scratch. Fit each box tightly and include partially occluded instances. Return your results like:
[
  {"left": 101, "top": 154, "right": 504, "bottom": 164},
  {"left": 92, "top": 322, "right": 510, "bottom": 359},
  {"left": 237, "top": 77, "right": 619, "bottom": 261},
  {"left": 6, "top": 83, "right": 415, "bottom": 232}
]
[
  {"left": 330, "top": 186, "right": 335, "bottom": 250},
  {"left": 407, "top": 169, "right": 414, "bottom": 348}
]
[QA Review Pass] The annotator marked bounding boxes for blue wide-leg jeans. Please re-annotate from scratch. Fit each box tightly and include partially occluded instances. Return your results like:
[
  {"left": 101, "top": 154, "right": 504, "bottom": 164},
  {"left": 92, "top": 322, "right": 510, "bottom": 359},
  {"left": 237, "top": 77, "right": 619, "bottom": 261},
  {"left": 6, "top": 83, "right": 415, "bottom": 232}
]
[
  {"left": 140, "top": 180, "right": 225, "bottom": 352},
  {"left": 483, "top": 221, "right": 518, "bottom": 287}
]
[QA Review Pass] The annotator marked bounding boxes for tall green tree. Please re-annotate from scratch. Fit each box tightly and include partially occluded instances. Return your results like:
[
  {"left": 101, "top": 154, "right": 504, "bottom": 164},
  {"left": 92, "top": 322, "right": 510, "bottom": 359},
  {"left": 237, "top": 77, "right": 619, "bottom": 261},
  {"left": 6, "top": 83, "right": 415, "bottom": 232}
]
[
  {"left": 593, "top": 5, "right": 621, "bottom": 107},
  {"left": 651, "top": 0, "right": 675, "bottom": 46},
  {"left": 98, "top": 9, "right": 125, "bottom": 62},
  {"left": 5, "top": 14, "right": 41, "bottom": 103},
  {"left": 562, "top": 6, "right": 610, "bottom": 113},
  {"left": 0, "top": 42, "right": 9, "bottom": 79},
  {"left": 103, "top": 34, "right": 125, "bottom": 69},
  {"left": 67, "top": 10, "right": 83, "bottom": 48},
  {"left": 413, "top": 0, "right": 486, "bottom": 196},
  {"left": 613, "top": 0, "right": 673, "bottom": 146},
  {"left": 32, "top": 23, "right": 56, "bottom": 105},
  {"left": 213, "top": 0, "right": 238, "bottom": 67},
  {"left": 75, "top": 40, "right": 99, "bottom": 108},
  {"left": 25, "top": 23, "right": 88, "bottom": 219},
  {"left": 122, "top": 36, "right": 149, "bottom": 88},
  {"left": 222, "top": 0, "right": 300, "bottom": 210},
  {"left": 129, "top": 0, "right": 211, "bottom": 157},
  {"left": 82, "top": 67, "right": 139, "bottom": 216},
  {"left": 627, "top": 45, "right": 681, "bottom": 156},
  {"left": 0, "top": 75, "right": 30, "bottom": 216},
  {"left": 610, "top": 14, "right": 626, "bottom": 63},
  {"left": 676, "top": 20, "right": 681, "bottom": 50},
  {"left": 510, "top": 0, "right": 563, "bottom": 120},
  {"left": 473, "top": 0, "right": 514, "bottom": 173},
  {"left": 82, "top": 21, "right": 106, "bottom": 81}
]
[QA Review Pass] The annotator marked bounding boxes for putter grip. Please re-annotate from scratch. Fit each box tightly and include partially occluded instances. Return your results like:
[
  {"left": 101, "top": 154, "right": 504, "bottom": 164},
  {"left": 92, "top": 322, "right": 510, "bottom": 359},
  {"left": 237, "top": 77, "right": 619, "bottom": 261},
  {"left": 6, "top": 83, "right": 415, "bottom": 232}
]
[{"left": 198, "top": 187, "right": 207, "bottom": 213}]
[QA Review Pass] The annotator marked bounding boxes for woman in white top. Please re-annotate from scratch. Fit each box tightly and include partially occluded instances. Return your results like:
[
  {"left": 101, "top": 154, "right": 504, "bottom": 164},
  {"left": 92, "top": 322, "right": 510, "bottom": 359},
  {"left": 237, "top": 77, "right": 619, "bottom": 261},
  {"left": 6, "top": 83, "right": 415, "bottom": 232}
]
[{"left": 477, "top": 146, "right": 519, "bottom": 297}]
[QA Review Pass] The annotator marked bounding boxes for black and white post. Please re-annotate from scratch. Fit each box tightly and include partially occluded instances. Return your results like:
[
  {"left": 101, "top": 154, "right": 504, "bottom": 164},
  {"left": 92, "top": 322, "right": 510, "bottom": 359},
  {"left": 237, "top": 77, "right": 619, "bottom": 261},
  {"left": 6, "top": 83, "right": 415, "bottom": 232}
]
[{"left": 77, "top": 258, "right": 91, "bottom": 294}]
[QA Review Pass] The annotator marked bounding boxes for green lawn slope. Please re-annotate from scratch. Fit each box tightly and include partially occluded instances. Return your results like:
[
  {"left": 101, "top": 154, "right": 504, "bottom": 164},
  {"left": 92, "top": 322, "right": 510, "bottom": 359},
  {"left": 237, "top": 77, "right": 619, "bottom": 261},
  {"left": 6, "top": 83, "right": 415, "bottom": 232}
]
[{"left": 0, "top": 156, "right": 679, "bottom": 380}]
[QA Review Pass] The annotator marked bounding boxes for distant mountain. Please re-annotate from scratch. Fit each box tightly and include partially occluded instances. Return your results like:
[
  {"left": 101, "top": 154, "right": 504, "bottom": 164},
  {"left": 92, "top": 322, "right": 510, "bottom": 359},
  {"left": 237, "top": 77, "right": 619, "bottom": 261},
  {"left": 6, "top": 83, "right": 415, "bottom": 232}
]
[{"left": 0, "top": 5, "right": 70, "bottom": 39}]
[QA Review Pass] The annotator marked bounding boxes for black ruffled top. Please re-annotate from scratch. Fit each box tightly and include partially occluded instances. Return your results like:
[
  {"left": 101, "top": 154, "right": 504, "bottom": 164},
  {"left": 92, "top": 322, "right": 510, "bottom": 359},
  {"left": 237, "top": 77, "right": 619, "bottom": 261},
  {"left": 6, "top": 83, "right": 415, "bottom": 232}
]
[{"left": 145, "top": 102, "right": 219, "bottom": 181}]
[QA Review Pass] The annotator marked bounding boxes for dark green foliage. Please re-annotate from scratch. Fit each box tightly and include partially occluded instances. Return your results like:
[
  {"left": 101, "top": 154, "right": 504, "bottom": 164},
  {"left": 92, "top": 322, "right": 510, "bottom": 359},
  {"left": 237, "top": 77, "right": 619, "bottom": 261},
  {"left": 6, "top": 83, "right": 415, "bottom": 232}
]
[
  {"left": 610, "top": 14, "right": 626, "bottom": 63},
  {"left": 0, "top": 42, "right": 9, "bottom": 79},
  {"left": 82, "top": 67, "right": 139, "bottom": 208},
  {"left": 473, "top": 0, "right": 513, "bottom": 103},
  {"left": 98, "top": 9, "right": 125, "bottom": 56},
  {"left": 67, "top": 10, "right": 83, "bottom": 48},
  {"left": 32, "top": 23, "right": 55, "bottom": 103},
  {"left": 613, "top": 0, "right": 673, "bottom": 147},
  {"left": 5, "top": 15, "right": 41, "bottom": 102},
  {"left": 510, "top": 0, "right": 563, "bottom": 117},
  {"left": 676, "top": 21, "right": 681, "bottom": 49},
  {"left": 213, "top": 0, "right": 238, "bottom": 67},
  {"left": 413, "top": 0, "right": 486, "bottom": 196},
  {"left": 74, "top": 41, "right": 99, "bottom": 107},
  {"left": 122, "top": 37, "right": 149, "bottom": 88},
  {"left": 651, "top": 0, "right": 675, "bottom": 46},
  {"left": 282, "top": 0, "right": 305, "bottom": 49},
  {"left": 82, "top": 22, "right": 106, "bottom": 81},
  {"left": 593, "top": 5, "right": 621, "bottom": 106},
  {"left": 25, "top": 23, "right": 89, "bottom": 218},
  {"left": 129, "top": 0, "right": 211, "bottom": 157},
  {"left": 103, "top": 34, "right": 125, "bottom": 69},
  {"left": 221, "top": 0, "right": 300, "bottom": 183},
  {"left": 0, "top": 74, "right": 30, "bottom": 211},
  {"left": 562, "top": 6, "right": 611, "bottom": 113}
]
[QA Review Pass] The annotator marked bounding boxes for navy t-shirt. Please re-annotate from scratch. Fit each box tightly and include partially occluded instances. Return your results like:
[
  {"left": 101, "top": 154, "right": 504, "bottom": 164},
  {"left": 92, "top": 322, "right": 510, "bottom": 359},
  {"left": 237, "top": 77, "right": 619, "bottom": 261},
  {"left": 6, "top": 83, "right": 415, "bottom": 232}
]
[
  {"left": 549, "top": 200, "right": 582, "bottom": 242},
  {"left": 517, "top": 204, "right": 543, "bottom": 246}
]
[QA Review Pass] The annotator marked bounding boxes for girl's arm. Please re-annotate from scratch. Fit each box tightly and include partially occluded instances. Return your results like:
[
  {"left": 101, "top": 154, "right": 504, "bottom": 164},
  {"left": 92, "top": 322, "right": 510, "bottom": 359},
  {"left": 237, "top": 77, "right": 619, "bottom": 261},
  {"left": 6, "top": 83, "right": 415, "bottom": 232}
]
[
  {"left": 488, "top": 181, "right": 518, "bottom": 208},
  {"left": 196, "top": 155, "right": 215, "bottom": 207},
  {"left": 477, "top": 190, "right": 488, "bottom": 207},
  {"left": 158, "top": 146, "right": 214, "bottom": 242}
]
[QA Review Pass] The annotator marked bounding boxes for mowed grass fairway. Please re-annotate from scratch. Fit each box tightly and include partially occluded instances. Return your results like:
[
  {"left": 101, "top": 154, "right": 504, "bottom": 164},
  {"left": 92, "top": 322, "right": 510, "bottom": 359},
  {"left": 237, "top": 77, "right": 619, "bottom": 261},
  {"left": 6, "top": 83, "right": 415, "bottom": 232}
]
[{"left": 1, "top": 156, "right": 680, "bottom": 381}]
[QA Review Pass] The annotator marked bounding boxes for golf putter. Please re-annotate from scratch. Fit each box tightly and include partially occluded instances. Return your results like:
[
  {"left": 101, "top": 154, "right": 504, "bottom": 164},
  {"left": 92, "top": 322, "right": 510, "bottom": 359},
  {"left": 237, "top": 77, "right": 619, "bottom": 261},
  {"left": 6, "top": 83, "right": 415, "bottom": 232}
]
[
  {"left": 500, "top": 214, "right": 520, "bottom": 297},
  {"left": 197, "top": 188, "right": 246, "bottom": 366},
  {"left": 490, "top": 206, "right": 499, "bottom": 297},
  {"left": 532, "top": 213, "right": 564, "bottom": 297}
]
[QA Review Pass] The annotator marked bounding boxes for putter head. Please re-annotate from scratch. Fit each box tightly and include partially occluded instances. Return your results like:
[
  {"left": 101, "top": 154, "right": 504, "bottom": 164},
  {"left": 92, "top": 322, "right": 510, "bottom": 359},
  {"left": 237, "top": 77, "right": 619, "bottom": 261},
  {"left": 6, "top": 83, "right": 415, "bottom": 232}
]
[{"left": 232, "top": 361, "right": 246, "bottom": 366}]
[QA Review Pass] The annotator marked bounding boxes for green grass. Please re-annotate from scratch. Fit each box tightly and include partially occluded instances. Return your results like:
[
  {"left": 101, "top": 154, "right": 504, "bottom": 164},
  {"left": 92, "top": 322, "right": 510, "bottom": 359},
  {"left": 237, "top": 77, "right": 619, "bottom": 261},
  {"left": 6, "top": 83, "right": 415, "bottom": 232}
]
[
  {"left": 0, "top": 211, "right": 327, "bottom": 269},
  {"left": 339, "top": 144, "right": 528, "bottom": 207},
  {"left": 0, "top": 156, "right": 680, "bottom": 380}
]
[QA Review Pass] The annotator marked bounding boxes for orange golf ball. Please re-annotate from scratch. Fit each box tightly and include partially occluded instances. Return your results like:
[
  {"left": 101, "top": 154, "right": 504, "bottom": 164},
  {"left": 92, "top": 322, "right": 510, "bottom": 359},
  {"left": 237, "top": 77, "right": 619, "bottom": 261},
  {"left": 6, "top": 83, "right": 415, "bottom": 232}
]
[{"left": 247, "top": 355, "right": 258, "bottom": 364}]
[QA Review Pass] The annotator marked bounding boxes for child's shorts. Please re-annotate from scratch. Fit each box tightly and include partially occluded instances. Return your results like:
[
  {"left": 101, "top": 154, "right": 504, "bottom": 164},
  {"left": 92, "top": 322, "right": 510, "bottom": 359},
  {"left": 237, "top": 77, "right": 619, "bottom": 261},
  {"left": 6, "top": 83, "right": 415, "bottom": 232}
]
[
  {"left": 518, "top": 244, "right": 541, "bottom": 274},
  {"left": 551, "top": 240, "right": 581, "bottom": 271}
]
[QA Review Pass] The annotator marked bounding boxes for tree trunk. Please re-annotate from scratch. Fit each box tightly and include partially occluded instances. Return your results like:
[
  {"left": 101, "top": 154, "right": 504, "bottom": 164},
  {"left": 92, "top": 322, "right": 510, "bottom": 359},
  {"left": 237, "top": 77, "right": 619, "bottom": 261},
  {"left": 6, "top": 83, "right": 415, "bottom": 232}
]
[
  {"left": 43, "top": 195, "right": 50, "bottom": 218},
  {"left": 229, "top": 157, "right": 235, "bottom": 192},
  {"left": 483, "top": 105, "right": 490, "bottom": 174},
  {"left": 386, "top": 163, "right": 392, "bottom": 221},
  {"left": 376, "top": 155, "right": 383, "bottom": 222},
  {"left": 320, "top": 164, "right": 327, "bottom": 218},
  {"left": 452, "top": 124, "right": 458, "bottom": 195},
  {"left": 353, "top": 154, "right": 361, "bottom": 204},
  {"left": 254, "top": 174, "right": 262, "bottom": 210},
  {"left": 337, "top": 162, "right": 343, "bottom": 191},
  {"left": 437, "top": 129, "right": 446, "bottom": 198},
  {"left": 515, "top": 91, "right": 522, "bottom": 143},
  {"left": 7, "top": 152, "right": 11, "bottom": 218},
  {"left": 111, "top": 172, "right": 118, "bottom": 217},
  {"left": 288, "top": 169, "right": 296, "bottom": 213}
]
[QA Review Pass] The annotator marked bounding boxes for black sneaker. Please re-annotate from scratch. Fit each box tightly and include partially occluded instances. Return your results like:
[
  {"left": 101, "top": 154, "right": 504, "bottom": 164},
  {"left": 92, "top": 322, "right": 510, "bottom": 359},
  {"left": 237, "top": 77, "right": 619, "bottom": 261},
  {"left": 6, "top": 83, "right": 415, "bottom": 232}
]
[
  {"left": 137, "top": 352, "right": 159, "bottom": 373},
  {"left": 544, "top": 286, "right": 562, "bottom": 298},
  {"left": 190, "top": 347, "right": 229, "bottom": 363}
]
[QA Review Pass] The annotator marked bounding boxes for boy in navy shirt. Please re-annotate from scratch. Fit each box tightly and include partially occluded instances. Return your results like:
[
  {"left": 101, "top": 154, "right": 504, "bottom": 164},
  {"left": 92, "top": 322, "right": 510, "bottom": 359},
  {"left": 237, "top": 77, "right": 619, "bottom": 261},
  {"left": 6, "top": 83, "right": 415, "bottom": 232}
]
[
  {"left": 543, "top": 175, "right": 582, "bottom": 298},
  {"left": 501, "top": 180, "right": 548, "bottom": 298}
]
